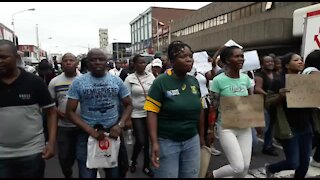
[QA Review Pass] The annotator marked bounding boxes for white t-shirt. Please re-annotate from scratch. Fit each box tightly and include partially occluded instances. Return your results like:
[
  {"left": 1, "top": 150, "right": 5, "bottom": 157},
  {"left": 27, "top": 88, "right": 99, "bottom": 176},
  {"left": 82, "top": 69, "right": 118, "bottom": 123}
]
[
  {"left": 48, "top": 72, "right": 82, "bottom": 127},
  {"left": 302, "top": 67, "right": 319, "bottom": 75},
  {"left": 109, "top": 68, "right": 123, "bottom": 76},
  {"left": 124, "top": 72, "right": 155, "bottom": 118}
]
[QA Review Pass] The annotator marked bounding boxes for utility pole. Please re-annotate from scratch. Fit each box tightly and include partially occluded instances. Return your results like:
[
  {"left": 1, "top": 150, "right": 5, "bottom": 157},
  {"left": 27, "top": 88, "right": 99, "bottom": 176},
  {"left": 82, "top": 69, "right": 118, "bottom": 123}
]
[{"left": 36, "top": 24, "right": 40, "bottom": 61}]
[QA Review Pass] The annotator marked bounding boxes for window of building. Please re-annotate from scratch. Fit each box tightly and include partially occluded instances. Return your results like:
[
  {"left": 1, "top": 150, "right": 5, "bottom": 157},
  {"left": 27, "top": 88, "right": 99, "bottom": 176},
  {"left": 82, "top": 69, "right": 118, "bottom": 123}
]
[
  {"left": 223, "top": 14, "right": 228, "bottom": 23},
  {"left": 245, "top": 6, "right": 251, "bottom": 17},
  {"left": 145, "top": 24, "right": 149, "bottom": 39},
  {"left": 209, "top": 19, "right": 213, "bottom": 27},
  {"left": 213, "top": 18, "right": 217, "bottom": 26},
  {"left": 24, "top": 51, "right": 30, "bottom": 57},
  {"left": 142, "top": 26, "right": 146, "bottom": 40},
  {"left": 137, "top": 28, "right": 140, "bottom": 42},
  {"left": 256, "top": 2, "right": 262, "bottom": 13},
  {"left": 227, "top": 13, "right": 232, "bottom": 22},
  {"left": 250, "top": 3, "right": 256, "bottom": 15},
  {"left": 217, "top": 16, "right": 221, "bottom": 25},
  {"left": 189, "top": 26, "right": 193, "bottom": 34},
  {"left": 148, "top": 13, "right": 152, "bottom": 23},
  {"left": 204, "top": 20, "right": 209, "bottom": 29},
  {"left": 240, "top": 8, "right": 246, "bottom": 18},
  {"left": 199, "top": 22, "right": 204, "bottom": 31},
  {"left": 144, "top": 16, "right": 148, "bottom": 25},
  {"left": 194, "top": 24, "right": 199, "bottom": 32},
  {"left": 149, "top": 23, "right": 152, "bottom": 38},
  {"left": 235, "top": 10, "right": 241, "bottom": 21}
]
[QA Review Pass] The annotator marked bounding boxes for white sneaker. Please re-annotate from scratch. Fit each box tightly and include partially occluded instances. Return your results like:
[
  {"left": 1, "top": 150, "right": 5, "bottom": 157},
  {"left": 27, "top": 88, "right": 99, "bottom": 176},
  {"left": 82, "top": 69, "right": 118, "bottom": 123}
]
[
  {"left": 210, "top": 147, "right": 222, "bottom": 156},
  {"left": 310, "top": 157, "right": 320, "bottom": 168}
]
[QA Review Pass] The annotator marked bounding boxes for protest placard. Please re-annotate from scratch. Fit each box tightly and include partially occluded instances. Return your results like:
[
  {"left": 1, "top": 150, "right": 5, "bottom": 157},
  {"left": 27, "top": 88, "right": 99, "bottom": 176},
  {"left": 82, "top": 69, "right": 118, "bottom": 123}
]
[
  {"left": 286, "top": 74, "right": 320, "bottom": 108},
  {"left": 193, "top": 51, "right": 212, "bottom": 73},
  {"left": 220, "top": 94, "right": 265, "bottom": 128},
  {"left": 224, "top": 39, "right": 243, "bottom": 49},
  {"left": 242, "top": 50, "right": 260, "bottom": 72}
]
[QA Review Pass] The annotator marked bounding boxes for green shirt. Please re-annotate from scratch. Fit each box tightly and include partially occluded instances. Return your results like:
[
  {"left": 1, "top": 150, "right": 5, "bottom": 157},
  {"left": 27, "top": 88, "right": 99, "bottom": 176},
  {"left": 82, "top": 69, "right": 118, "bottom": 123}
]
[
  {"left": 144, "top": 69, "right": 202, "bottom": 141},
  {"left": 210, "top": 72, "right": 251, "bottom": 124}
]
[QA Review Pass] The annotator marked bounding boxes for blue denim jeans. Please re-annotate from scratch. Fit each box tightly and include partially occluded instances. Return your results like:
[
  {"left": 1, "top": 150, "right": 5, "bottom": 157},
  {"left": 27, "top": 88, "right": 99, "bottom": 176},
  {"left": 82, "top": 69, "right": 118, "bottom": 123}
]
[
  {"left": 154, "top": 134, "right": 200, "bottom": 178},
  {"left": 252, "top": 128, "right": 258, "bottom": 148},
  {"left": 268, "top": 125, "right": 313, "bottom": 178},
  {"left": 76, "top": 131, "right": 119, "bottom": 178},
  {"left": 0, "top": 153, "right": 45, "bottom": 178},
  {"left": 263, "top": 110, "right": 274, "bottom": 150}
]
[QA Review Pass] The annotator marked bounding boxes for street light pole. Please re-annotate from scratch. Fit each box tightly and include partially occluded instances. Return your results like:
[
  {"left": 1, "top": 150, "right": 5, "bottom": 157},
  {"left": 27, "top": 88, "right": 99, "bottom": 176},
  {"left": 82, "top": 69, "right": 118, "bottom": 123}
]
[
  {"left": 11, "top": 8, "right": 36, "bottom": 46},
  {"left": 117, "top": 42, "right": 119, "bottom": 60}
]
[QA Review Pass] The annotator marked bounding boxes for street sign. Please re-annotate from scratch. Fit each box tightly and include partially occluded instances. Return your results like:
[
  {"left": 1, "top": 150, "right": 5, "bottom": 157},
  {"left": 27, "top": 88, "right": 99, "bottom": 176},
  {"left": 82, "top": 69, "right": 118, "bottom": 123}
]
[{"left": 301, "top": 10, "right": 320, "bottom": 60}]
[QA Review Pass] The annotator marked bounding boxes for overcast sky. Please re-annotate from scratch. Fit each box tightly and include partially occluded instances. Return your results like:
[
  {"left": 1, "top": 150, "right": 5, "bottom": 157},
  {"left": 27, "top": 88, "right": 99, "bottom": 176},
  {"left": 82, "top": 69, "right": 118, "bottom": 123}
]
[{"left": 0, "top": 2, "right": 211, "bottom": 55}]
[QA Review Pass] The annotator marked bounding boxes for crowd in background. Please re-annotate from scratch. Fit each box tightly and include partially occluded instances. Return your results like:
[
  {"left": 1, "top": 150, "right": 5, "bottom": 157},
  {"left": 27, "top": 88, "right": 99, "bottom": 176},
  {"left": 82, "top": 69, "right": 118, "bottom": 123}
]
[{"left": 1, "top": 39, "right": 320, "bottom": 178}]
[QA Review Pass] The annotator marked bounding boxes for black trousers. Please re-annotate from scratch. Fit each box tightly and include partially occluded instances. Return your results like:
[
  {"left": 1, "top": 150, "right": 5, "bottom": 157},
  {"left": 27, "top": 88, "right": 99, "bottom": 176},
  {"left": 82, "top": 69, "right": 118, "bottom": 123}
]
[{"left": 131, "top": 117, "right": 150, "bottom": 168}]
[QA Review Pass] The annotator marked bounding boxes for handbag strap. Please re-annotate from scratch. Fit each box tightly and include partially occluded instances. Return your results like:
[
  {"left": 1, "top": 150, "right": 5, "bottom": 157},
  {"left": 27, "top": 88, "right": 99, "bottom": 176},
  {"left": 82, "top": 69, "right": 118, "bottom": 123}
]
[{"left": 135, "top": 73, "right": 147, "bottom": 98}]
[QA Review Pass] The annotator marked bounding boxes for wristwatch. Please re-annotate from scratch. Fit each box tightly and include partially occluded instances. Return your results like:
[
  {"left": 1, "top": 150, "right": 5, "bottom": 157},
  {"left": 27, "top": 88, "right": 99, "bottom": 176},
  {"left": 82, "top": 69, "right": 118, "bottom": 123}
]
[{"left": 118, "top": 121, "right": 125, "bottom": 129}]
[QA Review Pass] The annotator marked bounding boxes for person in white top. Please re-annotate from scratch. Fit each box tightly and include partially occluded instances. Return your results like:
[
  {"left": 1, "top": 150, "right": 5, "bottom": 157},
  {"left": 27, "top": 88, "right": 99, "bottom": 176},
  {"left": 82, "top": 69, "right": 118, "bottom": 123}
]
[
  {"left": 124, "top": 54, "right": 155, "bottom": 177},
  {"left": 151, "top": 58, "right": 162, "bottom": 77},
  {"left": 109, "top": 60, "right": 123, "bottom": 76},
  {"left": 48, "top": 53, "right": 81, "bottom": 178}
]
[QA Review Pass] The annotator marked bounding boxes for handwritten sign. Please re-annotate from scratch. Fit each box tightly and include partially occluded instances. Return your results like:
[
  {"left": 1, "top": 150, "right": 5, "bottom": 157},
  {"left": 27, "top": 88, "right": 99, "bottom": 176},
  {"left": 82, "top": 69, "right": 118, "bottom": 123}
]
[
  {"left": 193, "top": 51, "right": 212, "bottom": 73},
  {"left": 286, "top": 74, "right": 320, "bottom": 108},
  {"left": 220, "top": 94, "right": 265, "bottom": 129}
]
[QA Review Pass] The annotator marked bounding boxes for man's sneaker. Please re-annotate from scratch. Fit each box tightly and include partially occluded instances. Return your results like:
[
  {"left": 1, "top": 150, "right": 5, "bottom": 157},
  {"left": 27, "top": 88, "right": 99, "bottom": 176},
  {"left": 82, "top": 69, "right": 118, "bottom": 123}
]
[
  {"left": 142, "top": 167, "right": 154, "bottom": 177},
  {"left": 310, "top": 157, "right": 320, "bottom": 168},
  {"left": 262, "top": 148, "right": 278, "bottom": 156},
  {"left": 265, "top": 163, "right": 275, "bottom": 178},
  {"left": 210, "top": 147, "right": 222, "bottom": 156}
]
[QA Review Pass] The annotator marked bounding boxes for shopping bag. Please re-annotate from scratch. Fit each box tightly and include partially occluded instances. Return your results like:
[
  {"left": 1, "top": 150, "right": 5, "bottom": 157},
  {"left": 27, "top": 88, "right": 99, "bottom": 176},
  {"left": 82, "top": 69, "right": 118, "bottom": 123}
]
[
  {"left": 86, "top": 133, "right": 121, "bottom": 169},
  {"left": 199, "top": 146, "right": 212, "bottom": 178}
]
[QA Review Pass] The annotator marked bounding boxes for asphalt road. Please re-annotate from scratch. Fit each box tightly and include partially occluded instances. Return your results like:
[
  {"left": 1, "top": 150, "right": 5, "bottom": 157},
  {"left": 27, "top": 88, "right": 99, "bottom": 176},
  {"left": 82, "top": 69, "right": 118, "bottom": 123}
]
[{"left": 45, "top": 131, "right": 320, "bottom": 178}]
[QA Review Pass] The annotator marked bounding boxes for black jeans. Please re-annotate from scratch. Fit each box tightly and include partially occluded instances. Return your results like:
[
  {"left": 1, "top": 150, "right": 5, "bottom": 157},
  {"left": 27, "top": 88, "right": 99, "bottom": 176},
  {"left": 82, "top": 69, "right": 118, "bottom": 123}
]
[
  {"left": 0, "top": 153, "right": 45, "bottom": 178},
  {"left": 131, "top": 117, "right": 150, "bottom": 168},
  {"left": 57, "top": 127, "right": 80, "bottom": 178}
]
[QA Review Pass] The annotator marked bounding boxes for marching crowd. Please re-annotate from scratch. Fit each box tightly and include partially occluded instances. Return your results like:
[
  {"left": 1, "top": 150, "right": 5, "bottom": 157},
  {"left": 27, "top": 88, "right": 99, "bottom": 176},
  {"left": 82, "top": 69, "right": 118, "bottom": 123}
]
[{"left": 0, "top": 39, "right": 320, "bottom": 178}]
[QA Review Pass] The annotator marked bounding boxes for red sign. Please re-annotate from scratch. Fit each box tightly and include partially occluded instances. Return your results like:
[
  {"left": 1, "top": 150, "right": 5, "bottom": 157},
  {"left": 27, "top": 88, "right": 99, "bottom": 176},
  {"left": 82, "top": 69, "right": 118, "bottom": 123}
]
[
  {"left": 98, "top": 138, "right": 110, "bottom": 150},
  {"left": 315, "top": 34, "right": 320, "bottom": 48}
]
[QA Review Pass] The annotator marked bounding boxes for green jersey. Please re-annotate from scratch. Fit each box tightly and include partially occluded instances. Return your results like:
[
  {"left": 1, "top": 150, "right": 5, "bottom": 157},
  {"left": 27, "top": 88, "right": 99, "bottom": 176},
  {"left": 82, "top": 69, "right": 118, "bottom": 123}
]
[{"left": 144, "top": 69, "right": 202, "bottom": 141}]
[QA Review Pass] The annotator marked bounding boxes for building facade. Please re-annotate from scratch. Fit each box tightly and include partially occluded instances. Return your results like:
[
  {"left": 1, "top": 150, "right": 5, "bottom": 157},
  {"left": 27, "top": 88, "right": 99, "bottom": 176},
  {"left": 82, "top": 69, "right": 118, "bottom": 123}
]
[
  {"left": 0, "top": 23, "right": 18, "bottom": 46},
  {"left": 18, "top": 44, "right": 47, "bottom": 63},
  {"left": 170, "top": 2, "right": 315, "bottom": 56},
  {"left": 112, "top": 42, "right": 132, "bottom": 60},
  {"left": 99, "top": 28, "right": 109, "bottom": 49},
  {"left": 129, "top": 7, "right": 195, "bottom": 55}
]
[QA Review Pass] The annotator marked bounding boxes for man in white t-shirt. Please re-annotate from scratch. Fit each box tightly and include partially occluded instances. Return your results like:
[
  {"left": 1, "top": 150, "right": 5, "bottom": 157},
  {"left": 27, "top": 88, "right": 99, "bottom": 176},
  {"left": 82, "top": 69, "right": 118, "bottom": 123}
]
[
  {"left": 48, "top": 53, "right": 81, "bottom": 178},
  {"left": 109, "top": 60, "right": 123, "bottom": 76}
]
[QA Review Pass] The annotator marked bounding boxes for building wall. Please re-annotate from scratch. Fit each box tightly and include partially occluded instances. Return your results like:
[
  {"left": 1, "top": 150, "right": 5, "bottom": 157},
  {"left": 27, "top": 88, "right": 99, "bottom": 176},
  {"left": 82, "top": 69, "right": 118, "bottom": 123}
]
[{"left": 170, "top": 2, "right": 314, "bottom": 56}]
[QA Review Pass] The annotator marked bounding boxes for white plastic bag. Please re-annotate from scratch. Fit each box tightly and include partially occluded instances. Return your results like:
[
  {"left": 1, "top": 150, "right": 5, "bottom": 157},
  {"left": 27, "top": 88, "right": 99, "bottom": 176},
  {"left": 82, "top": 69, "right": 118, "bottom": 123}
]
[{"left": 86, "top": 133, "right": 121, "bottom": 169}]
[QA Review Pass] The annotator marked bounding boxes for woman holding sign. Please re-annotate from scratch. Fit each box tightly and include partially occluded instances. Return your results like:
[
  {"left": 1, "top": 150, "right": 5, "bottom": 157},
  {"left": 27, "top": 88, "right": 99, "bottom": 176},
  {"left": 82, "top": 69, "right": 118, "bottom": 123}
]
[
  {"left": 264, "top": 52, "right": 314, "bottom": 178},
  {"left": 206, "top": 46, "right": 253, "bottom": 178}
]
